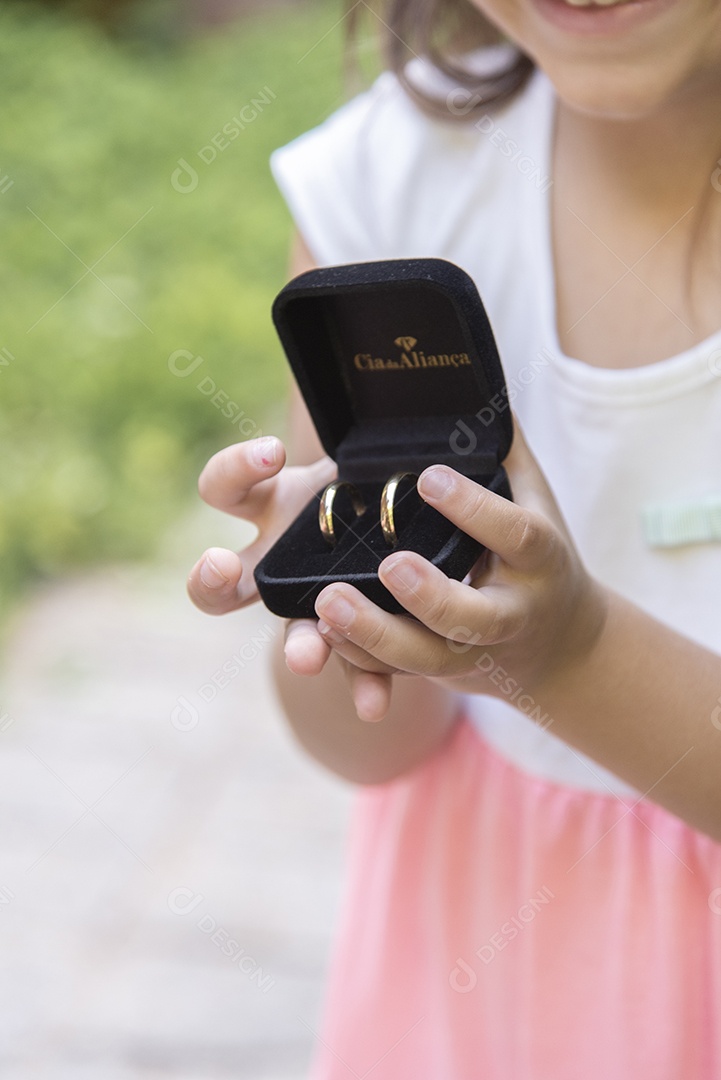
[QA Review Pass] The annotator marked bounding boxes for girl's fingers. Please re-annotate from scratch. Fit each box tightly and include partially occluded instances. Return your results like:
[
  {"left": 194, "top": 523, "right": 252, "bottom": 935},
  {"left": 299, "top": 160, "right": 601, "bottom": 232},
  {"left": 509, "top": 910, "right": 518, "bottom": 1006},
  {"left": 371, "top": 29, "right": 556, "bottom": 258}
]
[
  {"left": 284, "top": 621, "right": 393, "bottom": 721},
  {"left": 198, "top": 437, "right": 337, "bottom": 523},
  {"left": 344, "top": 664, "right": 393, "bottom": 723},
  {"left": 190, "top": 441, "right": 339, "bottom": 614},
  {"left": 283, "top": 619, "right": 331, "bottom": 676},
  {"left": 314, "top": 583, "right": 462, "bottom": 678},
  {"left": 187, "top": 547, "right": 245, "bottom": 615},
  {"left": 378, "top": 552, "right": 527, "bottom": 644},
  {"left": 283, "top": 620, "right": 399, "bottom": 685},
  {"left": 187, "top": 528, "right": 292, "bottom": 612},
  {"left": 187, "top": 540, "right": 268, "bottom": 614},
  {"left": 283, "top": 620, "right": 394, "bottom": 721},
  {"left": 417, "top": 465, "right": 557, "bottom": 573},
  {"left": 314, "top": 620, "right": 400, "bottom": 675},
  {"left": 198, "top": 437, "right": 287, "bottom": 516}
]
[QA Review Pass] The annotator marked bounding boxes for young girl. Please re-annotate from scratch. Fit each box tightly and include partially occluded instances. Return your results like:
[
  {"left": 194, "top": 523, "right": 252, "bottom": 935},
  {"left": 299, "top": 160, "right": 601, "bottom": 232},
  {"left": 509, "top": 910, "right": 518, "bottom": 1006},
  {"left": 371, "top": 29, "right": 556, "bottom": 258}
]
[{"left": 188, "top": 0, "right": 721, "bottom": 1074}]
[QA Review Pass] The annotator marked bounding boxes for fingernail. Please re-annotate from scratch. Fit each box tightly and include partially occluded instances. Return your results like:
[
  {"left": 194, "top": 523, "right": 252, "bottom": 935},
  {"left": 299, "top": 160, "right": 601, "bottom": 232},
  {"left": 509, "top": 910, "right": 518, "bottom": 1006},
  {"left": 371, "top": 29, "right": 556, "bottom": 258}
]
[
  {"left": 382, "top": 555, "right": 419, "bottom": 591},
  {"left": 252, "top": 436, "right": 278, "bottom": 469},
  {"left": 317, "top": 620, "right": 344, "bottom": 645},
  {"left": 316, "top": 591, "right": 355, "bottom": 629},
  {"left": 200, "top": 556, "right": 229, "bottom": 589},
  {"left": 419, "top": 466, "right": 454, "bottom": 500}
]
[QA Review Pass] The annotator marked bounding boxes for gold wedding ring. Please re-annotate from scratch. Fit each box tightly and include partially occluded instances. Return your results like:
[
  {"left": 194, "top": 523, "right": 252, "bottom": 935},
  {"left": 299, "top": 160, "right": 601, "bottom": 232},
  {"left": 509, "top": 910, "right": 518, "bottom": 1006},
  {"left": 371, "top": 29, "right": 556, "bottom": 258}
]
[
  {"left": 319, "top": 481, "right": 366, "bottom": 547},
  {"left": 380, "top": 472, "right": 418, "bottom": 548}
]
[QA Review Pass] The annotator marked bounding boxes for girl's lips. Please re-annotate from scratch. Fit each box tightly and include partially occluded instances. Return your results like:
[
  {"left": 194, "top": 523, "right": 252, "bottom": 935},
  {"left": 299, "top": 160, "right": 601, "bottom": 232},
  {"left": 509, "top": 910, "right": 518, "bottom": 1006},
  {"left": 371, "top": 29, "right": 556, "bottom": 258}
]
[{"left": 530, "top": 0, "right": 676, "bottom": 36}]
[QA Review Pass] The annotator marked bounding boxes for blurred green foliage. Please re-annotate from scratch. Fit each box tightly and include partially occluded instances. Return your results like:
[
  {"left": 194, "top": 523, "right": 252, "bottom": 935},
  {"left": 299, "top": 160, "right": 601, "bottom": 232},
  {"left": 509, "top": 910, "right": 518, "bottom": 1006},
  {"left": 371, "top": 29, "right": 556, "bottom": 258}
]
[{"left": 0, "top": 0, "right": 351, "bottom": 606}]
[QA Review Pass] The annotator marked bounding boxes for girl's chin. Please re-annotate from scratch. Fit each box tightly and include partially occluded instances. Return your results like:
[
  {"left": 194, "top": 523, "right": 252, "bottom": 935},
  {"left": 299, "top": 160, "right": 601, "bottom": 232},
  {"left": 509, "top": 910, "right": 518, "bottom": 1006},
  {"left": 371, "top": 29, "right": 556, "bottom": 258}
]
[
  {"left": 543, "top": 71, "right": 667, "bottom": 119},
  {"left": 535, "top": 52, "right": 706, "bottom": 120}
]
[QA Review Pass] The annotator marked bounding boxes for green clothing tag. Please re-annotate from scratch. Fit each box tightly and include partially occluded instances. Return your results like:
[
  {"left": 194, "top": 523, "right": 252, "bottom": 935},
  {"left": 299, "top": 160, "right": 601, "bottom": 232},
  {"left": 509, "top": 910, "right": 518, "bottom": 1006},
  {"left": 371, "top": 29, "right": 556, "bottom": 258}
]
[{"left": 642, "top": 496, "right": 721, "bottom": 548}]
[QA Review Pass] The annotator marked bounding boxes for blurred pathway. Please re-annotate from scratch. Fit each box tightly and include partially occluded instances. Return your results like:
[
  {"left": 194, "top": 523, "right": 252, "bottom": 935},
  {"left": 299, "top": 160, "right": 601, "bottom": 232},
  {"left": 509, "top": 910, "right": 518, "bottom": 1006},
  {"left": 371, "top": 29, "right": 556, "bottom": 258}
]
[{"left": 0, "top": 511, "right": 353, "bottom": 1079}]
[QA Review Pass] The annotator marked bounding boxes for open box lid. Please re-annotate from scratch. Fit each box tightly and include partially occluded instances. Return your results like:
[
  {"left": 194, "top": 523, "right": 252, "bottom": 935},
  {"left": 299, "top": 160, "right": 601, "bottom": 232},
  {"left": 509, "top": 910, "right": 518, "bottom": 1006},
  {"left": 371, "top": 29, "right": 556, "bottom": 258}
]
[{"left": 272, "top": 258, "right": 513, "bottom": 482}]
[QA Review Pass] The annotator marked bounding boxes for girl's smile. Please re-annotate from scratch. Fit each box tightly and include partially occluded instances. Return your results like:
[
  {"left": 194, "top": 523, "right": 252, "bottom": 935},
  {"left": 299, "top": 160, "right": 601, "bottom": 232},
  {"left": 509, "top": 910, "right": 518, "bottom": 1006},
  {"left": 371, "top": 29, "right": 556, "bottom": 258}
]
[{"left": 533, "top": 0, "right": 676, "bottom": 37}]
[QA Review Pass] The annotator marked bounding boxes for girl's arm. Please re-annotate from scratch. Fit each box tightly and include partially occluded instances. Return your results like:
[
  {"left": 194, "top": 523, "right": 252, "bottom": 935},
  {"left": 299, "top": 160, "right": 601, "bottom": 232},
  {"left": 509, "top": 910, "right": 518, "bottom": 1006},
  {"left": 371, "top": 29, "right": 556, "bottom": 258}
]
[
  {"left": 529, "top": 589, "right": 721, "bottom": 841},
  {"left": 310, "top": 427, "right": 721, "bottom": 840}
]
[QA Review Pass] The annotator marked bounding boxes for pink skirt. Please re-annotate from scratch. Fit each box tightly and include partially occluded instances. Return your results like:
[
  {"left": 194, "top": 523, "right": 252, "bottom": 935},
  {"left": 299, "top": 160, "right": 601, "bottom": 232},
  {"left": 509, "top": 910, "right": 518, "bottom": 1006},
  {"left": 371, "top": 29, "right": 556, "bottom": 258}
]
[{"left": 309, "top": 716, "right": 721, "bottom": 1079}]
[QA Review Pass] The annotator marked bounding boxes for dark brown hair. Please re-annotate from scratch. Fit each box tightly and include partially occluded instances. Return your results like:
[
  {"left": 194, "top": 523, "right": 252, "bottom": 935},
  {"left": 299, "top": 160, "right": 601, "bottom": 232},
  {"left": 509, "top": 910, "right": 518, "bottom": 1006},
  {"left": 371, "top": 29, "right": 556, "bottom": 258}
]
[{"left": 347, "top": 0, "right": 534, "bottom": 120}]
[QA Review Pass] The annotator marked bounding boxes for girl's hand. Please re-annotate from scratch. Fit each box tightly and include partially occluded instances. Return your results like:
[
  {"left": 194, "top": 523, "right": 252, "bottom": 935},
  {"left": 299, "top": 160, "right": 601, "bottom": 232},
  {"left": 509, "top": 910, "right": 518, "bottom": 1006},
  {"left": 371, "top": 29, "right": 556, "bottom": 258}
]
[
  {"left": 313, "top": 420, "right": 609, "bottom": 710},
  {"left": 187, "top": 436, "right": 397, "bottom": 710},
  {"left": 187, "top": 435, "right": 341, "bottom": 673}
]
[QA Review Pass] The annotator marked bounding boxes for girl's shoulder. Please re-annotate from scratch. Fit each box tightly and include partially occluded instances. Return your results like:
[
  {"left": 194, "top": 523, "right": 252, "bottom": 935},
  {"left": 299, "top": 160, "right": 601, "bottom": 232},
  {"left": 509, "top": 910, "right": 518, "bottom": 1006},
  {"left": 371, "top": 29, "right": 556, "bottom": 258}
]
[{"left": 271, "top": 51, "right": 554, "bottom": 265}]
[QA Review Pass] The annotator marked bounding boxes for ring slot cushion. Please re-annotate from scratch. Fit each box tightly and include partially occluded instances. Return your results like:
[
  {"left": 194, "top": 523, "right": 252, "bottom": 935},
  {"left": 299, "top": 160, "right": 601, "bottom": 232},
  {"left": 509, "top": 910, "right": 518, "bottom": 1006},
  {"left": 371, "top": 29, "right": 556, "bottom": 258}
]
[{"left": 253, "top": 258, "right": 514, "bottom": 618}]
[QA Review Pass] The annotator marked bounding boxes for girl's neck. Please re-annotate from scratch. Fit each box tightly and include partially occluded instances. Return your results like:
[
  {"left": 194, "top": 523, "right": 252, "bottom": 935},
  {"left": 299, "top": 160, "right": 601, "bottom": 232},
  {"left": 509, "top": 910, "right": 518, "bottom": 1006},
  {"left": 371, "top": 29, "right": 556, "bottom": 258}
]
[
  {"left": 554, "top": 82, "right": 721, "bottom": 226},
  {"left": 550, "top": 78, "right": 721, "bottom": 369}
]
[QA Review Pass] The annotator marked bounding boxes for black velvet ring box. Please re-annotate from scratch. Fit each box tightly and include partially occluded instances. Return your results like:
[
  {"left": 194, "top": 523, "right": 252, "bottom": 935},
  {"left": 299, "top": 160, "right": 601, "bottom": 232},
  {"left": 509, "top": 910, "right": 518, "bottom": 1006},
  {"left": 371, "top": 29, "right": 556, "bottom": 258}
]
[{"left": 253, "top": 258, "right": 513, "bottom": 619}]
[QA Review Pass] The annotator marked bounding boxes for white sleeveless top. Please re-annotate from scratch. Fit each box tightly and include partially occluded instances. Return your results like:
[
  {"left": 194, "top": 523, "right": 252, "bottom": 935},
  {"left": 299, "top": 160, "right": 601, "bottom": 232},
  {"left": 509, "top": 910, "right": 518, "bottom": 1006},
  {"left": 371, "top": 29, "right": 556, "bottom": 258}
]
[{"left": 271, "top": 66, "right": 721, "bottom": 797}]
